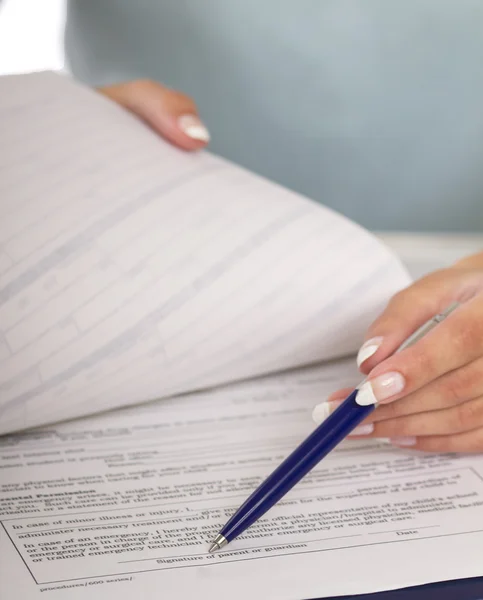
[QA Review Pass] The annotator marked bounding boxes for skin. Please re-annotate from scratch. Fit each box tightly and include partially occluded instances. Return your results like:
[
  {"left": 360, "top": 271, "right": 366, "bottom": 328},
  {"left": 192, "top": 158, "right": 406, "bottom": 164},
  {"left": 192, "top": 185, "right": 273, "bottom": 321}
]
[
  {"left": 98, "top": 80, "right": 209, "bottom": 152},
  {"left": 331, "top": 253, "right": 483, "bottom": 453},
  {"left": 97, "top": 80, "right": 483, "bottom": 454}
]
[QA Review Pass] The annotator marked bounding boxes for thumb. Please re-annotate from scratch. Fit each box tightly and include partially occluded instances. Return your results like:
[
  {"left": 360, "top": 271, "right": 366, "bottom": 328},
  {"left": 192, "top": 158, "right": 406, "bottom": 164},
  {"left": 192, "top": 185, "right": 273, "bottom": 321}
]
[{"left": 98, "top": 79, "right": 210, "bottom": 151}]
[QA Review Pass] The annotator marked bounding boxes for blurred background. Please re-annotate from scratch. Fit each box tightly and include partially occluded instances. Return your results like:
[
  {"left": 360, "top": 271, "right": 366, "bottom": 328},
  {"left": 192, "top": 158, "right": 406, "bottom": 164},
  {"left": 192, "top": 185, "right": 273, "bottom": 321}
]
[
  {"left": 2, "top": 0, "right": 482, "bottom": 235},
  {"left": 0, "top": 0, "right": 64, "bottom": 75}
]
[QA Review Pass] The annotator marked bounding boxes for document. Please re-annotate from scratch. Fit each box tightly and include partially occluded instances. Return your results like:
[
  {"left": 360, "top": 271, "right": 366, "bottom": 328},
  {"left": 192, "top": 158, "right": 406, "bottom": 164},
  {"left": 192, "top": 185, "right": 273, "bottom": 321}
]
[
  {"left": 0, "top": 72, "right": 408, "bottom": 435},
  {"left": 3, "top": 72, "right": 482, "bottom": 599},
  {"left": 2, "top": 359, "right": 483, "bottom": 599}
]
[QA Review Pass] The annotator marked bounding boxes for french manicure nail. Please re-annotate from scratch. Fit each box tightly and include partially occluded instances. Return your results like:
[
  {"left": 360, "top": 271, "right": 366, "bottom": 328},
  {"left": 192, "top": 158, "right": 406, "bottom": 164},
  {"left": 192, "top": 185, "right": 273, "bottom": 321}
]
[
  {"left": 355, "top": 372, "right": 405, "bottom": 406},
  {"left": 178, "top": 115, "right": 211, "bottom": 142},
  {"left": 357, "top": 337, "right": 383, "bottom": 367},
  {"left": 349, "top": 423, "right": 374, "bottom": 436},
  {"left": 390, "top": 437, "right": 417, "bottom": 447},
  {"left": 312, "top": 401, "right": 341, "bottom": 424}
]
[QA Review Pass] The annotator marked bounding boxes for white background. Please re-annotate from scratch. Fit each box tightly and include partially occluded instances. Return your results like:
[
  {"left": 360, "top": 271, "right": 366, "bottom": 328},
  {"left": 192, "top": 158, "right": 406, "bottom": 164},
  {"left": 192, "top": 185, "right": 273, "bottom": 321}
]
[{"left": 0, "top": 0, "right": 65, "bottom": 75}]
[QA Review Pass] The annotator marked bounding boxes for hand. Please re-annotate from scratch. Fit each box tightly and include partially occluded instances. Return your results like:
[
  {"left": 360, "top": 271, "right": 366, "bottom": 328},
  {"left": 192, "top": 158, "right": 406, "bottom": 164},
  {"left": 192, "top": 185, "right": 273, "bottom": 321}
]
[
  {"left": 313, "top": 252, "right": 483, "bottom": 453},
  {"left": 97, "top": 79, "right": 210, "bottom": 151}
]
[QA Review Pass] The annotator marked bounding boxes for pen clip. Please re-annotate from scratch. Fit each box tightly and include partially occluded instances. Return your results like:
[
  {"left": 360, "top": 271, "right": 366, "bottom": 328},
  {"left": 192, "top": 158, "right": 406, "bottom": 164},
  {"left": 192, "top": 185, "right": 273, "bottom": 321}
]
[
  {"left": 434, "top": 301, "right": 460, "bottom": 322},
  {"left": 396, "top": 302, "right": 460, "bottom": 353}
]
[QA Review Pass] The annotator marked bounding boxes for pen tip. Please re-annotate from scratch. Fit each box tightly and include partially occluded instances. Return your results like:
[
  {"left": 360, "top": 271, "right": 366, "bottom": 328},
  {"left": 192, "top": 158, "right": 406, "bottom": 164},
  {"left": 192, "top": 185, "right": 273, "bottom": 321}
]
[{"left": 208, "top": 534, "right": 228, "bottom": 553}]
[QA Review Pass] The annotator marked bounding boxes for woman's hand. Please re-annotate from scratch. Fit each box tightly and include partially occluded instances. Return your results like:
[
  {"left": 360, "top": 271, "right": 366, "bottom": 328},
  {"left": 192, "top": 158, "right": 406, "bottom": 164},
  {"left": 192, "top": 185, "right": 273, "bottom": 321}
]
[
  {"left": 313, "top": 251, "right": 483, "bottom": 453},
  {"left": 97, "top": 80, "right": 210, "bottom": 151}
]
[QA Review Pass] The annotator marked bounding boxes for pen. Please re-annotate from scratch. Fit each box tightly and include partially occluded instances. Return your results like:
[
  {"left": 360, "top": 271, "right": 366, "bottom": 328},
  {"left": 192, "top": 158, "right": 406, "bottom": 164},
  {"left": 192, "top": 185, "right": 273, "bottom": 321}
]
[{"left": 208, "top": 302, "right": 460, "bottom": 553}]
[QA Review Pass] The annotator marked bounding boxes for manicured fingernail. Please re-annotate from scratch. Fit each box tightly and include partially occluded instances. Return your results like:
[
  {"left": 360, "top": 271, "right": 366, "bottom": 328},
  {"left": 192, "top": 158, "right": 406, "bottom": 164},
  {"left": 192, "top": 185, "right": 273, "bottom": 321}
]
[
  {"left": 349, "top": 423, "right": 374, "bottom": 436},
  {"left": 357, "top": 337, "right": 383, "bottom": 367},
  {"left": 390, "top": 437, "right": 417, "bottom": 447},
  {"left": 355, "top": 372, "right": 405, "bottom": 406},
  {"left": 312, "top": 401, "right": 341, "bottom": 424},
  {"left": 178, "top": 115, "right": 210, "bottom": 141}
]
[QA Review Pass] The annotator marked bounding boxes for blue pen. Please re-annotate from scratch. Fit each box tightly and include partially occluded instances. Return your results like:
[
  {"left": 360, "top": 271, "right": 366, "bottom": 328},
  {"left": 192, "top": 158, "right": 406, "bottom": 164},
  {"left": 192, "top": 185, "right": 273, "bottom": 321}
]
[{"left": 208, "top": 302, "right": 459, "bottom": 552}]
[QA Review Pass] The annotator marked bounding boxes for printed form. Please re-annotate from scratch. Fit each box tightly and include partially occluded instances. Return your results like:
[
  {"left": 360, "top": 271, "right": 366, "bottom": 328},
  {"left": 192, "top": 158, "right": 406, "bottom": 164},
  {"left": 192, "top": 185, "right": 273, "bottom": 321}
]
[
  {"left": 2, "top": 359, "right": 483, "bottom": 600},
  {"left": 1, "top": 72, "right": 482, "bottom": 599}
]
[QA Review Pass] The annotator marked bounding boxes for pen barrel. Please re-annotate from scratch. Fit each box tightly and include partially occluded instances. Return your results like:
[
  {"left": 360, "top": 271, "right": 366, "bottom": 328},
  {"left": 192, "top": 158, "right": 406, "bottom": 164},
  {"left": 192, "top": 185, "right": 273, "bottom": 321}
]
[
  {"left": 219, "top": 304, "right": 460, "bottom": 545},
  {"left": 220, "top": 390, "right": 373, "bottom": 542}
]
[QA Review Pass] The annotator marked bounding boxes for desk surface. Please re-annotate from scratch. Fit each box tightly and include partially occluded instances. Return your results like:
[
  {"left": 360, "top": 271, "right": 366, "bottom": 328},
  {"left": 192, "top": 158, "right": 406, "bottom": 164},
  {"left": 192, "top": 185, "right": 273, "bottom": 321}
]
[
  {"left": 377, "top": 232, "right": 483, "bottom": 279},
  {"left": 321, "top": 576, "right": 483, "bottom": 600}
]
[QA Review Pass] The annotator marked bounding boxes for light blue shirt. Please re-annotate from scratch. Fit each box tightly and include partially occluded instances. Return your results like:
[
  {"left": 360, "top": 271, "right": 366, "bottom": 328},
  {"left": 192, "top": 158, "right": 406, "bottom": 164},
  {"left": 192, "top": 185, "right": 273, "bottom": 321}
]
[{"left": 65, "top": 0, "right": 483, "bottom": 232}]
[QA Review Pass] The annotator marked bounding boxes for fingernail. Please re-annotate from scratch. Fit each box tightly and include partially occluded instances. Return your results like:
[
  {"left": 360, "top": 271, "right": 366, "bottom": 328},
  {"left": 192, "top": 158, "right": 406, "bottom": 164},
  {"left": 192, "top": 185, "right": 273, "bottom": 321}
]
[
  {"left": 312, "top": 401, "right": 341, "bottom": 424},
  {"left": 349, "top": 423, "right": 374, "bottom": 436},
  {"left": 357, "top": 337, "right": 383, "bottom": 367},
  {"left": 355, "top": 372, "right": 405, "bottom": 406},
  {"left": 390, "top": 437, "right": 417, "bottom": 447},
  {"left": 178, "top": 115, "right": 210, "bottom": 142}
]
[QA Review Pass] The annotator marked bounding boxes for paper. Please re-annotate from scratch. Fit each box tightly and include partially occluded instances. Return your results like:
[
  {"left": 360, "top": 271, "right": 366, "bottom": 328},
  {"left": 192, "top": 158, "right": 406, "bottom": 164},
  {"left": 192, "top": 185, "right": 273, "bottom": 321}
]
[
  {"left": 1, "top": 358, "right": 483, "bottom": 600},
  {"left": 0, "top": 72, "right": 409, "bottom": 434}
]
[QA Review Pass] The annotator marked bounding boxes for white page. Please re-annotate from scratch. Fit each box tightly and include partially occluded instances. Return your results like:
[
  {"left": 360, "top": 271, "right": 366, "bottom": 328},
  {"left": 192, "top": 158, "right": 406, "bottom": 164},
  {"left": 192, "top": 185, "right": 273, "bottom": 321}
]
[
  {"left": 1, "top": 359, "right": 483, "bottom": 600},
  {"left": 0, "top": 72, "right": 409, "bottom": 434}
]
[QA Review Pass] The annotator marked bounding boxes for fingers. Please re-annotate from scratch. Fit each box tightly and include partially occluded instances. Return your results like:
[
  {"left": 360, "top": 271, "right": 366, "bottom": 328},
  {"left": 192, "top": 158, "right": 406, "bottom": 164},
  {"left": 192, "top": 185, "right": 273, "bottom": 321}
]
[
  {"left": 407, "top": 427, "right": 483, "bottom": 453},
  {"left": 369, "top": 355, "right": 483, "bottom": 422},
  {"left": 356, "top": 270, "right": 454, "bottom": 373},
  {"left": 355, "top": 296, "right": 483, "bottom": 407},
  {"left": 317, "top": 261, "right": 483, "bottom": 455},
  {"left": 356, "top": 267, "right": 477, "bottom": 375},
  {"left": 320, "top": 391, "right": 483, "bottom": 453},
  {"left": 313, "top": 354, "right": 483, "bottom": 452},
  {"left": 314, "top": 393, "right": 483, "bottom": 452},
  {"left": 360, "top": 396, "right": 483, "bottom": 438},
  {"left": 317, "top": 357, "right": 480, "bottom": 424},
  {"left": 98, "top": 79, "right": 210, "bottom": 151},
  {"left": 353, "top": 401, "right": 483, "bottom": 454}
]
